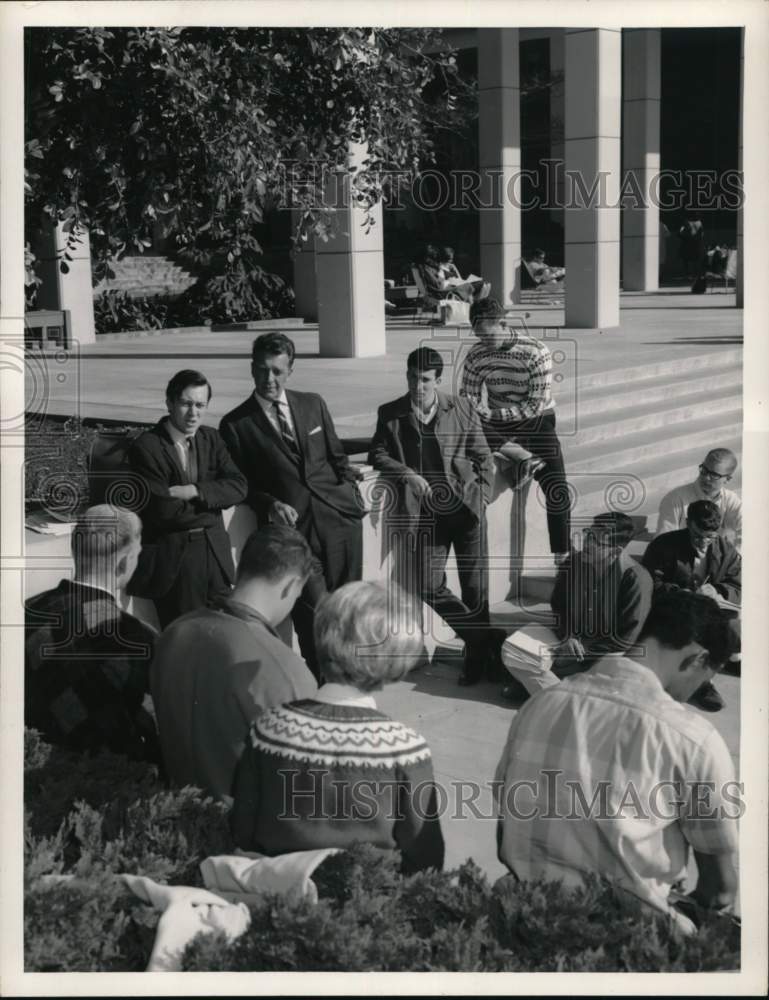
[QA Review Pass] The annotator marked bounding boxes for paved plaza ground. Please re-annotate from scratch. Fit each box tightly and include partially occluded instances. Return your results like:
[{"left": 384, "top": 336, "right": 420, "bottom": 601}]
[
  {"left": 31, "top": 289, "right": 741, "bottom": 436},
  {"left": 24, "top": 286, "right": 744, "bottom": 883}
]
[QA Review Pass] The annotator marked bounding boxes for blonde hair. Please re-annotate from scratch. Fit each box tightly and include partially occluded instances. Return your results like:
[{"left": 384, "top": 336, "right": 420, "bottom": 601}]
[
  {"left": 70, "top": 504, "right": 141, "bottom": 575},
  {"left": 314, "top": 581, "right": 423, "bottom": 691}
]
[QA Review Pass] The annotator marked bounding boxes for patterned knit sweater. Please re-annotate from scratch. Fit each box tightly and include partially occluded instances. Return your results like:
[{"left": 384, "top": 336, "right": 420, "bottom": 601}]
[
  {"left": 230, "top": 699, "right": 445, "bottom": 873},
  {"left": 460, "top": 335, "right": 555, "bottom": 424}
]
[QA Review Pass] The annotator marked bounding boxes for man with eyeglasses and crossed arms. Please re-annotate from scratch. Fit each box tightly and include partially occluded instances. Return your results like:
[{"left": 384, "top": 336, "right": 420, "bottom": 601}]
[{"left": 656, "top": 448, "right": 741, "bottom": 550}]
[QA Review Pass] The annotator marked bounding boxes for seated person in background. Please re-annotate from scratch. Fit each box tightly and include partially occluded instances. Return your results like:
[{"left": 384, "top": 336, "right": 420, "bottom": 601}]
[
  {"left": 642, "top": 500, "right": 741, "bottom": 713},
  {"left": 524, "top": 248, "right": 565, "bottom": 286},
  {"left": 437, "top": 245, "right": 491, "bottom": 301},
  {"left": 501, "top": 512, "right": 653, "bottom": 700},
  {"left": 150, "top": 525, "right": 318, "bottom": 801},
  {"left": 231, "top": 581, "right": 445, "bottom": 874},
  {"left": 495, "top": 591, "right": 740, "bottom": 937},
  {"left": 656, "top": 448, "right": 741, "bottom": 549},
  {"left": 420, "top": 244, "right": 489, "bottom": 303},
  {"left": 25, "top": 505, "right": 160, "bottom": 763}
]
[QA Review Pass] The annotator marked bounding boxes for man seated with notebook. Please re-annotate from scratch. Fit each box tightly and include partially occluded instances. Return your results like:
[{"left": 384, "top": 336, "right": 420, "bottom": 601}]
[
  {"left": 642, "top": 499, "right": 741, "bottom": 713},
  {"left": 500, "top": 511, "right": 653, "bottom": 701}
]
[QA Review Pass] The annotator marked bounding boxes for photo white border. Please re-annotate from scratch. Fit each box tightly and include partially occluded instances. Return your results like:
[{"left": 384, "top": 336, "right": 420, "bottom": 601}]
[{"left": 2, "top": 1, "right": 767, "bottom": 995}]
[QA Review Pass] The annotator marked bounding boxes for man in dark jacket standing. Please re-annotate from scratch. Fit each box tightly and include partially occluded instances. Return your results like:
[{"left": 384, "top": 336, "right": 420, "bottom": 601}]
[
  {"left": 643, "top": 499, "right": 741, "bottom": 712},
  {"left": 128, "top": 369, "right": 247, "bottom": 628},
  {"left": 219, "top": 333, "right": 364, "bottom": 679},
  {"left": 368, "top": 346, "right": 497, "bottom": 685}
]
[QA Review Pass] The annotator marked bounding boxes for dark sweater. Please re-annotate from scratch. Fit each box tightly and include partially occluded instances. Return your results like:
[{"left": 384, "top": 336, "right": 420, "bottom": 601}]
[
  {"left": 25, "top": 579, "right": 159, "bottom": 761},
  {"left": 642, "top": 528, "right": 741, "bottom": 605},
  {"left": 231, "top": 699, "right": 445, "bottom": 873}
]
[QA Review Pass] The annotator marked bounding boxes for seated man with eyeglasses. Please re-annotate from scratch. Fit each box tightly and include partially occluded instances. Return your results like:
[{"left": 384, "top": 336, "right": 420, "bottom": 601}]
[
  {"left": 500, "top": 512, "right": 653, "bottom": 701},
  {"left": 656, "top": 449, "right": 741, "bottom": 549}
]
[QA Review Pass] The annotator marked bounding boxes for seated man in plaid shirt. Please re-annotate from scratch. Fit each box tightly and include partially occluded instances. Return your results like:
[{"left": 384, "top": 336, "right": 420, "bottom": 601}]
[
  {"left": 460, "top": 298, "right": 571, "bottom": 564},
  {"left": 494, "top": 591, "right": 739, "bottom": 935}
]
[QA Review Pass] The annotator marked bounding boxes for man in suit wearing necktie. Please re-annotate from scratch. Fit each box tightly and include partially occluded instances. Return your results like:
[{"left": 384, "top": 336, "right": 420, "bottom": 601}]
[
  {"left": 128, "top": 369, "right": 247, "bottom": 628},
  {"left": 219, "top": 333, "right": 364, "bottom": 678}
]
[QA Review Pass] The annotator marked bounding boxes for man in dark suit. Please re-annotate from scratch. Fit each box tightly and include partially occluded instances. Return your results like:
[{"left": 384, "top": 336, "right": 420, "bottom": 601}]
[
  {"left": 219, "top": 333, "right": 363, "bottom": 678},
  {"left": 25, "top": 505, "right": 160, "bottom": 762},
  {"left": 643, "top": 499, "right": 741, "bottom": 712},
  {"left": 128, "top": 369, "right": 247, "bottom": 628},
  {"left": 368, "top": 346, "right": 497, "bottom": 685}
]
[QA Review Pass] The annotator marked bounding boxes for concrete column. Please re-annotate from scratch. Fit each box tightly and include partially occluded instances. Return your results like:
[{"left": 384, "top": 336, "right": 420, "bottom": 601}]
[
  {"left": 315, "top": 144, "right": 386, "bottom": 358},
  {"left": 478, "top": 28, "right": 522, "bottom": 306},
  {"left": 564, "top": 28, "right": 622, "bottom": 329},
  {"left": 736, "top": 28, "right": 744, "bottom": 308},
  {"left": 33, "top": 222, "right": 96, "bottom": 345},
  {"left": 622, "top": 29, "right": 661, "bottom": 292},
  {"left": 548, "top": 29, "right": 566, "bottom": 225},
  {"left": 291, "top": 210, "right": 318, "bottom": 322}
]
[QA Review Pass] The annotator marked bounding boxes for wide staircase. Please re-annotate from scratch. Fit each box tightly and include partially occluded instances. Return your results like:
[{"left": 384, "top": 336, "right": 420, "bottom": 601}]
[
  {"left": 92, "top": 255, "right": 197, "bottom": 299},
  {"left": 501, "top": 342, "right": 743, "bottom": 607}
]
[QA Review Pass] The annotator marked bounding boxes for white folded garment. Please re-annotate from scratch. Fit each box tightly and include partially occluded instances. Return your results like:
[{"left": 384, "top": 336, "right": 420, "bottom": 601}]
[{"left": 121, "top": 874, "right": 250, "bottom": 972}]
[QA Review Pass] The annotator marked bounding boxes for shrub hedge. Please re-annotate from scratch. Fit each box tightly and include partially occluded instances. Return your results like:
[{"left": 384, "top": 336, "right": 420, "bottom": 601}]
[{"left": 22, "top": 730, "right": 740, "bottom": 974}]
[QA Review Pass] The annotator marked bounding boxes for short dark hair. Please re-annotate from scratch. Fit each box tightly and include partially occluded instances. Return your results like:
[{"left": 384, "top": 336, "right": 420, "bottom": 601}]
[
  {"left": 165, "top": 369, "right": 212, "bottom": 403},
  {"left": 470, "top": 297, "right": 506, "bottom": 325},
  {"left": 251, "top": 332, "right": 296, "bottom": 365},
  {"left": 407, "top": 346, "right": 444, "bottom": 379},
  {"left": 590, "top": 511, "right": 636, "bottom": 548},
  {"left": 638, "top": 591, "right": 736, "bottom": 671},
  {"left": 687, "top": 499, "right": 721, "bottom": 532},
  {"left": 439, "top": 245, "right": 454, "bottom": 261},
  {"left": 236, "top": 525, "right": 314, "bottom": 584}
]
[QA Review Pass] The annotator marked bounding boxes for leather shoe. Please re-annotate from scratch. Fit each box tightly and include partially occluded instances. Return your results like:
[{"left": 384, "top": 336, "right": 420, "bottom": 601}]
[
  {"left": 500, "top": 679, "right": 530, "bottom": 704},
  {"left": 689, "top": 681, "right": 725, "bottom": 712},
  {"left": 458, "top": 668, "right": 481, "bottom": 687}
]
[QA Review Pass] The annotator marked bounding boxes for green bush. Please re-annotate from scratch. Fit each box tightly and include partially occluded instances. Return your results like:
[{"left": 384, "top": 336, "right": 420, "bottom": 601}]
[
  {"left": 93, "top": 290, "right": 170, "bottom": 335},
  {"left": 93, "top": 271, "right": 296, "bottom": 335},
  {"left": 23, "top": 732, "right": 741, "bottom": 973}
]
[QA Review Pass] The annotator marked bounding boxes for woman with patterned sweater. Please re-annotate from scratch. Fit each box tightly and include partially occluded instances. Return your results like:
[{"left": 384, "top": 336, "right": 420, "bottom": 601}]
[{"left": 231, "top": 581, "right": 445, "bottom": 873}]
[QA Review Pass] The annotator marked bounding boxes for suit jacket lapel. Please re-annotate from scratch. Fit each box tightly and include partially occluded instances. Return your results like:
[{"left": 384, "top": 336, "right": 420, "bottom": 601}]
[
  {"left": 158, "top": 419, "right": 185, "bottom": 483},
  {"left": 285, "top": 391, "right": 307, "bottom": 460},
  {"left": 251, "top": 393, "right": 301, "bottom": 466}
]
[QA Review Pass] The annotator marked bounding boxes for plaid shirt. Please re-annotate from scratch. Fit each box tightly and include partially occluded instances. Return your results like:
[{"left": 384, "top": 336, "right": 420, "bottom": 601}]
[
  {"left": 460, "top": 335, "right": 555, "bottom": 424},
  {"left": 494, "top": 656, "right": 738, "bottom": 928}
]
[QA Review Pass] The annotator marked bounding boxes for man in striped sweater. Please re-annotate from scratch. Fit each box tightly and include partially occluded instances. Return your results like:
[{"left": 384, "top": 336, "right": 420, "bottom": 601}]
[{"left": 460, "top": 298, "right": 571, "bottom": 562}]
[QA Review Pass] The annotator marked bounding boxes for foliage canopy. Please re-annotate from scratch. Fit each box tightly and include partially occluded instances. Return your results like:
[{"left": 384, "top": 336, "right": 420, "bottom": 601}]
[{"left": 25, "top": 27, "right": 470, "bottom": 319}]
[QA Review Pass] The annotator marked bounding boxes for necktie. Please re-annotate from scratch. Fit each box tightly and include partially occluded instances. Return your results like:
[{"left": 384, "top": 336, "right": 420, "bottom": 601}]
[
  {"left": 186, "top": 436, "right": 198, "bottom": 484},
  {"left": 273, "top": 401, "right": 300, "bottom": 458}
]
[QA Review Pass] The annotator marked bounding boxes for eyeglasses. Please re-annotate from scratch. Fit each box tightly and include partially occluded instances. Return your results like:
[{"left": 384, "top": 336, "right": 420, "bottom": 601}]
[{"left": 699, "top": 464, "right": 732, "bottom": 482}]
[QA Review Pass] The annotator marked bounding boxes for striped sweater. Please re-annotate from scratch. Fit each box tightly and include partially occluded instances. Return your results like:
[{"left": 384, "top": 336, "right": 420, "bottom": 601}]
[
  {"left": 460, "top": 335, "right": 555, "bottom": 424},
  {"left": 230, "top": 699, "right": 445, "bottom": 873}
]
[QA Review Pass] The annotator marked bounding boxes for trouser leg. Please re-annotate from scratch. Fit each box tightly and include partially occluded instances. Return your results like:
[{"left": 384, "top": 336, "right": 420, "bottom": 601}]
[
  {"left": 154, "top": 535, "right": 229, "bottom": 629},
  {"left": 485, "top": 412, "right": 571, "bottom": 555}
]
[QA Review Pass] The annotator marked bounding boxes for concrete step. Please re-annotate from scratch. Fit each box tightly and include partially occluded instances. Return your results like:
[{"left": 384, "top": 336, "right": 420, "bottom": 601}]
[
  {"left": 573, "top": 348, "right": 743, "bottom": 391},
  {"left": 565, "top": 410, "right": 742, "bottom": 474},
  {"left": 573, "top": 364, "right": 742, "bottom": 418},
  {"left": 569, "top": 385, "right": 741, "bottom": 446}
]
